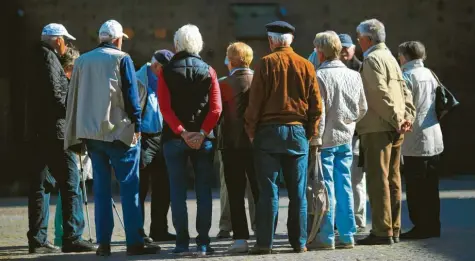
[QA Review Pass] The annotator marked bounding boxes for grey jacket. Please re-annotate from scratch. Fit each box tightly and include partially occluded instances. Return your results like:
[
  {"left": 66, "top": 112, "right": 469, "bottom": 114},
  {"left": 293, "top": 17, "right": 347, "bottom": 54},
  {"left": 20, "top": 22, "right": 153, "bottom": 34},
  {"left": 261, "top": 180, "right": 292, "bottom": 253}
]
[
  {"left": 401, "top": 59, "right": 444, "bottom": 157},
  {"left": 64, "top": 45, "right": 138, "bottom": 150}
]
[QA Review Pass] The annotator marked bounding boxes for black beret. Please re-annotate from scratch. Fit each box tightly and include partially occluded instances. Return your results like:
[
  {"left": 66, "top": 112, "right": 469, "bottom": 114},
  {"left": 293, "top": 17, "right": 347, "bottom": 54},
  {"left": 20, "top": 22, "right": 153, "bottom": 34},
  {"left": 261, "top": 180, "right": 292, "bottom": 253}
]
[{"left": 265, "top": 21, "right": 295, "bottom": 34}]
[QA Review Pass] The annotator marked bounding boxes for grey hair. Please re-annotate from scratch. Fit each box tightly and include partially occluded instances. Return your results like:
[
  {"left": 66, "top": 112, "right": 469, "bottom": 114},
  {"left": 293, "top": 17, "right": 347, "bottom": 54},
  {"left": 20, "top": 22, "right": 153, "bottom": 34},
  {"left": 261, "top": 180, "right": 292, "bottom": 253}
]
[
  {"left": 174, "top": 24, "right": 204, "bottom": 55},
  {"left": 99, "top": 35, "right": 114, "bottom": 44},
  {"left": 398, "top": 41, "right": 426, "bottom": 61},
  {"left": 268, "top": 32, "right": 293, "bottom": 46},
  {"left": 356, "top": 19, "right": 386, "bottom": 43},
  {"left": 41, "top": 35, "right": 62, "bottom": 42}
]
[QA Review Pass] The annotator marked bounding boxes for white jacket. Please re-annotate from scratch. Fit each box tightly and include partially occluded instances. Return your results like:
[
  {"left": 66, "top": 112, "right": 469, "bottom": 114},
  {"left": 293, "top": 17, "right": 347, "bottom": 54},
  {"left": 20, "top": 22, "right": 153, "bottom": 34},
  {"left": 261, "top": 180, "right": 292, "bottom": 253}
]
[
  {"left": 401, "top": 59, "right": 444, "bottom": 157},
  {"left": 316, "top": 60, "right": 367, "bottom": 149}
]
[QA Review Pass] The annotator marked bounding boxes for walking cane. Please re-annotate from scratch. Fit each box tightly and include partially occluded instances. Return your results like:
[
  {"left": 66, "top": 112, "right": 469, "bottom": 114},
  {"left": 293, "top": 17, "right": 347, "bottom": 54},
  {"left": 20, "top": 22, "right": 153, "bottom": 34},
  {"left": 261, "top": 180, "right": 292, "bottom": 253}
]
[
  {"left": 112, "top": 198, "right": 125, "bottom": 230},
  {"left": 79, "top": 153, "right": 93, "bottom": 243}
]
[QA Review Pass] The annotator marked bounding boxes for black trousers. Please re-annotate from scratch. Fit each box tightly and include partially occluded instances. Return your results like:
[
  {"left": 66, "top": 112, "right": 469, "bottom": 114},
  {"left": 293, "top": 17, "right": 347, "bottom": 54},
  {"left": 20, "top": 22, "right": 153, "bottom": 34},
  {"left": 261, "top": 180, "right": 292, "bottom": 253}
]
[
  {"left": 139, "top": 133, "right": 171, "bottom": 238},
  {"left": 221, "top": 148, "right": 259, "bottom": 240},
  {"left": 403, "top": 155, "right": 441, "bottom": 233}
]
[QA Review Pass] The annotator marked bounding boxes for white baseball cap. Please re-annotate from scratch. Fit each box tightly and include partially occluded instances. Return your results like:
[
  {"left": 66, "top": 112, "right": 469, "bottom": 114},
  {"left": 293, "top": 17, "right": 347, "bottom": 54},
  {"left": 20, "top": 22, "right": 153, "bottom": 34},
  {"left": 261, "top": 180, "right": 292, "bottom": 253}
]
[
  {"left": 99, "top": 20, "right": 129, "bottom": 40},
  {"left": 42, "top": 23, "right": 76, "bottom": 40}
]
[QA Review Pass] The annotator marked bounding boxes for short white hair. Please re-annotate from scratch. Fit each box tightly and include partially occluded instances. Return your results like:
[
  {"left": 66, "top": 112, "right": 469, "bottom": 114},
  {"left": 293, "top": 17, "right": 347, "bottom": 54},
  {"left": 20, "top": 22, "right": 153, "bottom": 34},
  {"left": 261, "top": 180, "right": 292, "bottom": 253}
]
[
  {"left": 41, "top": 35, "right": 61, "bottom": 42},
  {"left": 268, "top": 32, "right": 293, "bottom": 46},
  {"left": 99, "top": 35, "right": 114, "bottom": 43},
  {"left": 356, "top": 19, "right": 386, "bottom": 43},
  {"left": 174, "top": 24, "right": 203, "bottom": 55}
]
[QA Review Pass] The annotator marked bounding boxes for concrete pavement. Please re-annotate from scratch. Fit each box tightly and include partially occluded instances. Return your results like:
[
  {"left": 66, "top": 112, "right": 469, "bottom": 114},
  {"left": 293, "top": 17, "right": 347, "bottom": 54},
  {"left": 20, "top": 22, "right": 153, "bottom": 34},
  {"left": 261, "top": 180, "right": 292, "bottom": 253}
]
[{"left": 0, "top": 177, "right": 474, "bottom": 260}]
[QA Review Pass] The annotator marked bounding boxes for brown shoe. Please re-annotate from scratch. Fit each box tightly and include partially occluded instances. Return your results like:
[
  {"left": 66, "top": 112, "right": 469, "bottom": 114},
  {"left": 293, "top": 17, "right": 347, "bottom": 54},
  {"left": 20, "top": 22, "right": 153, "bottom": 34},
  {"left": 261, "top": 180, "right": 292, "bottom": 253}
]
[{"left": 293, "top": 246, "right": 307, "bottom": 253}]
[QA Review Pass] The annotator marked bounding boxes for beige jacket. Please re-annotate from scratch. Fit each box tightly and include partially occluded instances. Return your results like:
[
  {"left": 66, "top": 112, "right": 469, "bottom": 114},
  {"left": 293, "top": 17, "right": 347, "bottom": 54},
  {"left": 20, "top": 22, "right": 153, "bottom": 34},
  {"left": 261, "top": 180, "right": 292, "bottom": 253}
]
[
  {"left": 64, "top": 46, "right": 136, "bottom": 150},
  {"left": 356, "top": 43, "right": 416, "bottom": 135}
]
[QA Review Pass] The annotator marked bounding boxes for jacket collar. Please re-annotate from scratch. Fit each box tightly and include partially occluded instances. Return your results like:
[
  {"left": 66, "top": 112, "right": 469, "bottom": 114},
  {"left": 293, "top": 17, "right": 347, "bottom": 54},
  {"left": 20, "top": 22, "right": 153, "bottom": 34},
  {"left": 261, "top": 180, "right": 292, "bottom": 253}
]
[
  {"left": 171, "top": 51, "right": 202, "bottom": 61},
  {"left": 402, "top": 59, "right": 424, "bottom": 71},
  {"left": 98, "top": 42, "right": 120, "bottom": 51},
  {"left": 40, "top": 42, "right": 60, "bottom": 57},
  {"left": 273, "top": 46, "right": 294, "bottom": 54},
  {"left": 318, "top": 59, "right": 346, "bottom": 70},
  {"left": 229, "top": 67, "right": 254, "bottom": 76},
  {"left": 363, "top": 43, "right": 387, "bottom": 58}
]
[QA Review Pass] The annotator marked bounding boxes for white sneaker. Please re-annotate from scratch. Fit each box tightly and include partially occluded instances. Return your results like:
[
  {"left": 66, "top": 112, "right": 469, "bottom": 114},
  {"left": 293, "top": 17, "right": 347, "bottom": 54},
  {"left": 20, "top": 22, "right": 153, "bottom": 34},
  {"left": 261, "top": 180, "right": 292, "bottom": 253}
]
[{"left": 227, "top": 240, "right": 249, "bottom": 253}]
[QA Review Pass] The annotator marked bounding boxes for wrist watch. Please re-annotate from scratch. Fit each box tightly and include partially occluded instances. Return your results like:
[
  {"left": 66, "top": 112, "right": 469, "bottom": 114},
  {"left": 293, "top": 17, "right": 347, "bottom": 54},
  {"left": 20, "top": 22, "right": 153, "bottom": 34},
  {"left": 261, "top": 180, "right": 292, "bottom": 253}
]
[{"left": 199, "top": 129, "right": 207, "bottom": 137}]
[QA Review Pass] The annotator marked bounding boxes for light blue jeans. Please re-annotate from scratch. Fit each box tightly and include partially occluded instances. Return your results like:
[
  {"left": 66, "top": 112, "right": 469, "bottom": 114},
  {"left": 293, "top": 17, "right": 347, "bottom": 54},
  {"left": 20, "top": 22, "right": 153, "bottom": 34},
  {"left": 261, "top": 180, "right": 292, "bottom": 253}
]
[
  {"left": 85, "top": 139, "right": 144, "bottom": 246},
  {"left": 319, "top": 143, "right": 356, "bottom": 245}
]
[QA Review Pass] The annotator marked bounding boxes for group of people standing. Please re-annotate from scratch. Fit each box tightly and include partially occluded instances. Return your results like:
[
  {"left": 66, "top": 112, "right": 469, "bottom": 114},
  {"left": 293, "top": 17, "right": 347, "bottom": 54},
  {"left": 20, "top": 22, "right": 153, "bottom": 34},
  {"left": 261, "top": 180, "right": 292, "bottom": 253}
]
[{"left": 27, "top": 16, "right": 444, "bottom": 257}]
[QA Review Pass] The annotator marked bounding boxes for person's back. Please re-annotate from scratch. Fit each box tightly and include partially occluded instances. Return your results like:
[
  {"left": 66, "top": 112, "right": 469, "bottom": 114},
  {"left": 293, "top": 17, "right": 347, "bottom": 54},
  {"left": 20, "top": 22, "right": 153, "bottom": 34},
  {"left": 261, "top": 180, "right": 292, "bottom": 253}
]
[
  {"left": 220, "top": 69, "right": 253, "bottom": 149},
  {"left": 401, "top": 60, "right": 443, "bottom": 157},
  {"left": 72, "top": 45, "right": 130, "bottom": 140},
  {"left": 317, "top": 60, "right": 367, "bottom": 148},
  {"left": 256, "top": 48, "right": 317, "bottom": 125},
  {"left": 245, "top": 21, "right": 322, "bottom": 255},
  {"left": 160, "top": 52, "right": 215, "bottom": 141}
]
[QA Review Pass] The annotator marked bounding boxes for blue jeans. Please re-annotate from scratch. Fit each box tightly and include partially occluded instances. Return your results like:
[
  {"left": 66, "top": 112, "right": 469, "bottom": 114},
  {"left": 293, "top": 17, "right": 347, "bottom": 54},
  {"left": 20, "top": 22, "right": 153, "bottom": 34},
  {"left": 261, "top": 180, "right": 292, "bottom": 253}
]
[
  {"left": 319, "top": 143, "right": 356, "bottom": 245},
  {"left": 27, "top": 139, "right": 84, "bottom": 246},
  {"left": 85, "top": 139, "right": 143, "bottom": 246},
  {"left": 253, "top": 125, "right": 309, "bottom": 249},
  {"left": 163, "top": 139, "right": 214, "bottom": 250}
]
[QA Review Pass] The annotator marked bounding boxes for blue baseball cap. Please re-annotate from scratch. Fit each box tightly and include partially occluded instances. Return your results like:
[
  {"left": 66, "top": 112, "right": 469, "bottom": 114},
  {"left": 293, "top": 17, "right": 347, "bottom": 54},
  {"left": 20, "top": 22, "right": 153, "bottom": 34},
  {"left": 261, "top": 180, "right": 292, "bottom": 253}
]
[
  {"left": 338, "top": 34, "right": 354, "bottom": 48},
  {"left": 42, "top": 23, "right": 76, "bottom": 40}
]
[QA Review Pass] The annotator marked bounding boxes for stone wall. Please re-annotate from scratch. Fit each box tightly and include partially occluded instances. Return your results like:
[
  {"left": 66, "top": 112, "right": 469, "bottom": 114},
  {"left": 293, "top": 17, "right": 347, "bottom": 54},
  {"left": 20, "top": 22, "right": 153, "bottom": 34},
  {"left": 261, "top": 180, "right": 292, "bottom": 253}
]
[{"left": 3, "top": 0, "right": 475, "bottom": 193}]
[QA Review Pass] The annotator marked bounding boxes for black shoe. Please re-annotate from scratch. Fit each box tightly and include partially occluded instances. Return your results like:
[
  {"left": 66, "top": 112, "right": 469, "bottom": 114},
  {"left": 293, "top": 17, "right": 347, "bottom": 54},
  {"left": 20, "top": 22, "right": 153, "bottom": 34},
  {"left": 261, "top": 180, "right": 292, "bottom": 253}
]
[
  {"left": 29, "top": 241, "right": 61, "bottom": 254},
  {"left": 217, "top": 230, "right": 232, "bottom": 239},
  {"left": 400, "top": 228, "right": 440, "bottom": 240},
  {"left": 393, "top": 237, "right": 400, "bottom": 243},
  {"left": 126, "top": 244, "right": 161, "bottom": 256},
  {"left": 96, "top": 244, "right": 111, "bottom": 256},
  {"left": 249, "top": 245, "right": 272, "bottom": 255},
  {"left": 152, "top": 232, "right": 176, "bottom": 242},
  {"left": 62, "top": 239, "right": 98, "bottom": 253},
  {"left": 357, "top": 234, "right": 394, "bottom": 245}
]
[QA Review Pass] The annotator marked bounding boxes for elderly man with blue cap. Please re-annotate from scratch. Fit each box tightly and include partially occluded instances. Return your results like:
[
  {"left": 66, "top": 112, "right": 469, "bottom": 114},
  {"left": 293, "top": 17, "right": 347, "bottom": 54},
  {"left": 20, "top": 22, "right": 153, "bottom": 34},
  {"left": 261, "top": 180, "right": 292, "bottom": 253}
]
[
  {"left": 339, "top": 34, "right": 362, "bottom": 72},
  {"left": 245, "top": 21, "right": 322, "bottom": 255},
  {"left": 135, "top": 50, "right": 177, "bottom": 244},
  {"left": 64, "top": 20, "right": 160, "bottom": 256},
  {"left": 28, "top": 23, "right": 98, "bottom": 254}
]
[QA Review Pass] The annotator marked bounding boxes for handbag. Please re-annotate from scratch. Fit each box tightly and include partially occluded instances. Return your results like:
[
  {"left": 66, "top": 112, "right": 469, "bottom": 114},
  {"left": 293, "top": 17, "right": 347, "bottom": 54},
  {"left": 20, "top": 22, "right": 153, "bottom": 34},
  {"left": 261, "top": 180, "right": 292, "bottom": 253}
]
[{"left": 429, "top": 69, "right": 460, "bottom": 120}]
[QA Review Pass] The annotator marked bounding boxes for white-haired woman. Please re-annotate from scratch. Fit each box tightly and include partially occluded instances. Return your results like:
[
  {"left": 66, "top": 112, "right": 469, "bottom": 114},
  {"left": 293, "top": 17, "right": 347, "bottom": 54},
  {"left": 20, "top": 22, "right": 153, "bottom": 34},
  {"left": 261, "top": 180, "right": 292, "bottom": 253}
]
[
  {"left": 309, "top": 31, "right": 367, "bottom": 250},
  {"left": 398, "top": 41, "right": 443, "bottom": 240},
  {"left": 158, "top": 24, "right": 222, "bottom": 256}
]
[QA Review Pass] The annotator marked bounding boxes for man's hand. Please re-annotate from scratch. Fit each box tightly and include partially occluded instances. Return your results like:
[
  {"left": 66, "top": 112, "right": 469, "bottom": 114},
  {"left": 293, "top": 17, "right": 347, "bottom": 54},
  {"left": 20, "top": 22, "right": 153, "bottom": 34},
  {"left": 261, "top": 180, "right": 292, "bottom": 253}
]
[
  {"left": 397, "top": 121, "right": 412, "bottom": 134},
  {"left": 132, "top": 132, "right": 141, "bottom": 146}
]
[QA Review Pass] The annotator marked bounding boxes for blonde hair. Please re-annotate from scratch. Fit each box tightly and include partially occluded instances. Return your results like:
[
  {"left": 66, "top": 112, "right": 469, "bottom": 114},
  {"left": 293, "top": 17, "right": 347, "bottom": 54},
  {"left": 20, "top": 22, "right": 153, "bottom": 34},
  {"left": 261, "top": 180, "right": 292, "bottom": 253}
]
[
  {"left": 313, "top": 31, "right": 342, "bottom": 60},
  {"left": 226, "top": 42, "right": 253, "bottom": 68}
]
